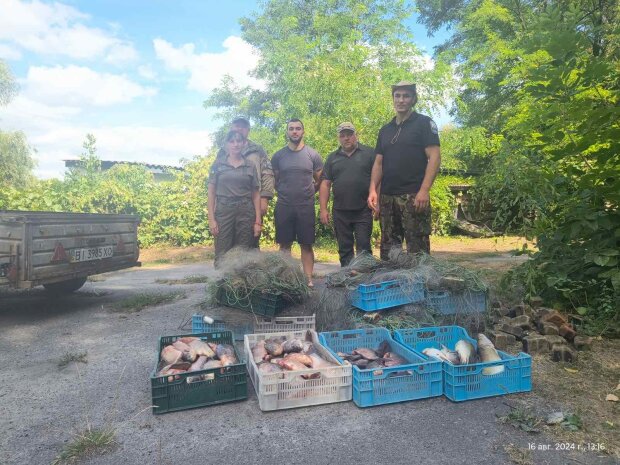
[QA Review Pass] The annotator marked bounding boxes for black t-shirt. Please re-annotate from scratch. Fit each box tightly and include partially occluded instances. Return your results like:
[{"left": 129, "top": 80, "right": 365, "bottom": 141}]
[
  {"left": 375, "top": 112, "right": 440, "bottom": 195},
  {"left": 322, "top": 143, "right": 375, "bottom": 210}
]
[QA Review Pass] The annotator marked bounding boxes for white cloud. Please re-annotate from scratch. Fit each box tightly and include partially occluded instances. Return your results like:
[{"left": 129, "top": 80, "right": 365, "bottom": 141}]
[
  {"left": 154, "top": 36, "right": 263, "bottom": 93},
  {"left": 0, "top": 43, "right": 22, "bottom": 60},
  {"left": 22, "top": 65, "right": 157, "bottom": 107},
  {"left": 0, "top": 0, "right": 138, "bottom": 62},
  {"left": 138, "top": 65, "right": 156, "bottom": 80}
]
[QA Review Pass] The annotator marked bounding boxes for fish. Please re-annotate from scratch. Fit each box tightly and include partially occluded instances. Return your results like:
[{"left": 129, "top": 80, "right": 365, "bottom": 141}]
[
  {"left": 308, "top": 353, "right": 337, "bottom": 369},
  {"left": 282, "top": 339, "right": 304, "bottom": 353},
  {"left": 366, "top": 359, "right": 385, "bottom": 369},
  {"left": 283, "top": 353, "right": 313, "bottom": 367},
  {"left": 376, "top": 341, "right": 391, "bottom": 358},
  {"left": 203, "top": 359, "right": 223, "bottom": 369},
  {"left": 158, "top": 362, "right": 191, "bottom": 377},
  {"left": 264, "top": 339, "right": 284, "bottom": 357},
  {"left": 189, "top": 340, "right": 216, "bottom": 358},
  {"left": 252, "top": 340, "right": 268, "bottom": 364},
  {"left": 422, "top": 348, "right": 452, "bottom": 362},
  {"left": 258, "top": 362, "right": 284, "bottom": 374},
  {"left": 161, "top": 345, "right": 183, "bottom": 365},
  {"left": 215, "top": 344, "right": 237, "bottom": 366},
  {"left": 302, "top": 341, "right": 314, "bottom": 353},
  {"left": 477, "top": 334, "right": 504, "bottom": 375},
  {"left": 440, "top": 345, "right": 461, "bottom": 365},
  {"left": 383, "top": 353, "right": 408, "bottom": 367},
  {"left": 277, "top": 358, "right": 308, "bottom": 372},
  {"left": 353, "top": 348, "right": 379, "bottom": 360},
  {"left": 351, "top": 359, "right": 369, "bottom": 369},
  {"left": 177, "top": 336, "right": 200, "bottom": 345},
  {"left": 455, "top": 339, "right": 476, "bottom": 364},
  {"left": 189, "top": 355, "right": 207, "bottom": 372},
  {"left": 172, "top": 340, "right": 197, "bottom": 363}
]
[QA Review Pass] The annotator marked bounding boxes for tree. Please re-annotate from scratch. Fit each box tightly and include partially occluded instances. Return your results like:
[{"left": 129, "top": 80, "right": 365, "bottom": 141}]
[
  {"left": 417, "top": 0, "right": 620, "bottom": 333},
  {"left": 0, "top": 60, "right": 36, "bottom": 189},
  {"left": 205, "top": 0, "right": 454, "bottom": 157}
]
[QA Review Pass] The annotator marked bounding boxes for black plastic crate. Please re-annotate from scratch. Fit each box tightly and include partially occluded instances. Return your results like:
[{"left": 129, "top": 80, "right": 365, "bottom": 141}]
[
  {"left": 151, "top": 331, "right": 247, "bottom": 414},
  {"left": 216, "top": 286, "right": 288, "bottom": 317}
]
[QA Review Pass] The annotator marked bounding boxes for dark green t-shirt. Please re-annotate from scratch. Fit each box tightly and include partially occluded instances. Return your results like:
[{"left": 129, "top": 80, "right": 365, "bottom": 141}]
[
  {"left": 322, "top": 143, "right": 376, "bottom": 210},
  {"left": 208, "top": 157, "right": 259, "bottom": 198}
]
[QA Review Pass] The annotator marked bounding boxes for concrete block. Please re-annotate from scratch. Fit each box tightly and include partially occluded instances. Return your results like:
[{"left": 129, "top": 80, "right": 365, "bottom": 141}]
[
  {"left": 538, "top": 322, "right": 559, "bottom": 335},
  {"left": 489, "top": 331, "right": 516, "bottom": 350},
  {"left": 551, "top": 344, "right": 577, "bottom": 363},
  {"left": 559, "top": 324, "right": 577, "bottom": 342},
  {"left": 522, "top": 335, "right": 550, "bottom": 354},
  {"left": 510, "top": 315, "right": 533, "bottom": 330},
  {"left": 573, "top": 336, "right": 593, "bottom": 351},
  {"left": 542, "top": 311, "right": 569, "bottom": 328}
]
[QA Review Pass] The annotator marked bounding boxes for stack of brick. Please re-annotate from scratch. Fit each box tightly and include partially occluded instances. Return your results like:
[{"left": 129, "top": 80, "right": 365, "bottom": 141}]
[{"left": 488, "top": 298, "right": 593, "bottom": 363}]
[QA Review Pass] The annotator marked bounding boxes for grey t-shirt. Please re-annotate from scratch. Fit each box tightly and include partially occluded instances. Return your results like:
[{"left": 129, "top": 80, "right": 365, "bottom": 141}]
[
  {"left": 208, "top": 157, "right": 259, "bottom": 198},
  {"left": 271, "top": 145, "right": 323, "bottom": 206}
]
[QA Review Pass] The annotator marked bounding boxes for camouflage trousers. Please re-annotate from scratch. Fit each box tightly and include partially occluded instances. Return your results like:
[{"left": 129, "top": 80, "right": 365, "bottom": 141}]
[
  {"left": 379, "top": 193, "right": 431, "bottom": 260},
  {"left": 214, "top": 197, "right": 256, "bottom": 268}
]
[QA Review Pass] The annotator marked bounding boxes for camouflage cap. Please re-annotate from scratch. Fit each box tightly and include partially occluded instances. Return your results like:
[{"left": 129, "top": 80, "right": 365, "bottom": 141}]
[
  {"left": 391, "top": 80, "right": 417, "bottom": 94},
  {"left": 337, "top": 122, "right": 356, "bottom": 133}
]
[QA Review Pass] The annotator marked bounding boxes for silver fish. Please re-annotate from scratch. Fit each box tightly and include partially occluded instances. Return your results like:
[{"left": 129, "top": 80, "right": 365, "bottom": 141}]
[
  {"left": 422, "top": 348, "right": 452, "bottom": 362},
  {"left": 440, "top": 344, "right": 461, "bottom": 365},
  {"left": 455, "top": 339, "right": 476, "bottom": 364},
  {"left": 477, "top": 334, "right": 504, "bottom": 375}
]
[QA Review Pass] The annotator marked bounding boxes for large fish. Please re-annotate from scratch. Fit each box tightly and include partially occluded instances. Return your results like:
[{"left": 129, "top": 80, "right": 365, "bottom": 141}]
[
  {"left": 308, "top": 352, "right": 337, "bottom": 369},
  {"left": 477, "top": 334, "right": 504, "bottom": 375},
  {"left": 383, "top": 353, "right": 408, "bottom": 367},
  {"left": 189, "top": 340, "right": 216, "bottom": 358},
  {"left": 189, "top": 355, "right": 207, "bottom": 372},
  {"left": 203, "top": 359, "right": 223, "bottom": 369},
  {"left": 177, "top": 336, "right": 200, "bottom": 345},
  {"left": 376, "top": 341, "right": 391, "bottom": 358},
  {"left": 252, "top": 340, "right": 268, "bottom": 364},
  {"left": 264, "top": 339, "right": 284, "bottom": 357},
  {"left": 172, "top": 340, "right": 197, "bottom": 363},
  {"left": 455, "top": 340, "right": 476, "bottom": 364},
  {"left": 283, "top": 353, "right": 313, "bottom": 367},
  {"left": 282, "top": 339, "right": 304, "bottom": 353},
  {"left": 277, "top": 358, "right": 307, "bottom": 372},
  {"left": 440, "top": 345, "right": 461, "bottom": 365},
  {"left": 258, "top": 362, "right": 284, "bottom": 374},
  {"left": 161, "top": 345, "right": 183, "bottom": 365},
  {"left": 216, "top": 344, "right": 237, "bottom": 366},
  {"left": 353, "top": 348, "right": 379, "bottom": 360},
  {"left": 422, "top": 348, "right": 452, "bottom": 363}
]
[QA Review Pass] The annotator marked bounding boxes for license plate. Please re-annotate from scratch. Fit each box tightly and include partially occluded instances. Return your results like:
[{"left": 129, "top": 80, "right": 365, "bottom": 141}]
[{"left": 70, "top": 245, "right": 113, "bottom": 262}]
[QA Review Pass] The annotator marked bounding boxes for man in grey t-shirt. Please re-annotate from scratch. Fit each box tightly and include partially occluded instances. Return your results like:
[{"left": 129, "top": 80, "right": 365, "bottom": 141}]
[{"left": 271, "top": 118, "right": 323, "bottom": 287}]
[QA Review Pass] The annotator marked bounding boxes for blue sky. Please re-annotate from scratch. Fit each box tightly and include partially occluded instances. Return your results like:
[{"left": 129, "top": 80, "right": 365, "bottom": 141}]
[{"left": 0, "top": 0, "right": 450, "bottom": 179}]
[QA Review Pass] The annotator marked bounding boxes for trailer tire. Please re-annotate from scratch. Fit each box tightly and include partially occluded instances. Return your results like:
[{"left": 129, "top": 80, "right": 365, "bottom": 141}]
[{"left": 43, "top": 277, "right": 88, "bottom": 294}]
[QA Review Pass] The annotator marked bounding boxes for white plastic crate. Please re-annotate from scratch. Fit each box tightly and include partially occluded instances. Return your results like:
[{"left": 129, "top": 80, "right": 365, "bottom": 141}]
[
  {"left": 253, "top": 314, "right": 316, "bottom": 334},
  {"left": 244, "top": 330, "right": 352, "bottom": 411}
]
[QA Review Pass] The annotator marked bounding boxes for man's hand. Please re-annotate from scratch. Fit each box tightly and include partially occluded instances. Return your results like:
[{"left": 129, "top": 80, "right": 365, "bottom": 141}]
[
  {"left": 367, "top": 191, "right": 378, "bottom": 213},
  {"left": 260, "top": 198, "right": 269, "bottom": 217},
  {"left": 209, "top": 219, "right": 219, "bottom": 236},
  {"left": 414, "top": 189, "right": 430, "bottom": 212},
  {"left": 319, "top": 209, "right": 330, "bottom": 225},
  {"left": 253, "top": 223, "right": 262, "bottom": 237}
]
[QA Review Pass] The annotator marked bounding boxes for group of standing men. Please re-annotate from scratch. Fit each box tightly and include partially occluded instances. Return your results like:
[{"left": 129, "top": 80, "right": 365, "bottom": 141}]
[{"left": 207, "top": 81, "right": 441, "bottom": 287}]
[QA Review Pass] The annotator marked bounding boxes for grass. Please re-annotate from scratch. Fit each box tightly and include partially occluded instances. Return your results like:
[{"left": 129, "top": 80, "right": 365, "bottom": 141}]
[
  {"left": 51, "top": 427, "right": 115, "bottom": 465},
  {"left": 499, "top": 407, "right": 542, "bottom": 433},
  {"left": 113, "top": 291, "right": 185, "bottom": 313},
  {"left": 155, "top": 275, "right": 210, "bottom": 285},
  {"left": 58, "top": 351, "right": 88, "bottom": 368},
  {"left": 503, "top": 444, "right": 533, "bottom": 465}
]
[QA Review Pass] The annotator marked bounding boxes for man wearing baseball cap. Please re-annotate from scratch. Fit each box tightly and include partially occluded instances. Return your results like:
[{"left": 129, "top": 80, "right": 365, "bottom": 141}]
[
  {"left": 319, "top": 122, "right": 376, "bottom": 266},
  {"left": 367, "top": 81, "right": 441, "bottom": 259}
]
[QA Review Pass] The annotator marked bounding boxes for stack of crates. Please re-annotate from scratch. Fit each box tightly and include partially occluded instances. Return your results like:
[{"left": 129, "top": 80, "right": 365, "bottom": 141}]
[{"left": 191, "top": 314, "right": 316, "bottom": 341}]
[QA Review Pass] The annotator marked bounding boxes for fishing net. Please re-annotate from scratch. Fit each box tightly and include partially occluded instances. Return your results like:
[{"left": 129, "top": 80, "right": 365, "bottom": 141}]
[
  {"left": 206, "top": 248, "right": 310, "bottom": 307},
  {"left": 318, "top": 249, "right": 490, "bottom": 334}
]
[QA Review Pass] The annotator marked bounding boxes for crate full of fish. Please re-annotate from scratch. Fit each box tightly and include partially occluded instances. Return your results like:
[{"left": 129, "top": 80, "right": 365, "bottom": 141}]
[
  {"left": 393, "top": 326, "right": 531, "bottom": 402},
  {"left": 350, "top": 279, "right": 424, "bottom": 312},
  {"left": 319, "top": 328, "right": 442, "bottom": 407},
  {"left": 425, "top": 290, "right": 487, "bottom": 314},
  {"left": 245, "top": 330, "right": 352, "bottom": 411},
  {"left": 151, "top": 331, "right": 247, "bottom": 414},
  {"left": 216, "top": 286, "right": 288, "bottom": 317}
]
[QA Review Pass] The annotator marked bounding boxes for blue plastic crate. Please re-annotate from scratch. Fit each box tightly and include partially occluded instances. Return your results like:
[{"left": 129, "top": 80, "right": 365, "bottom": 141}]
[
  {"left": 426, "top": 290, "right": 487, "bottom": 314},
  {"left": 191, "top": 314, "right": 253, "bottom": 342},
  {"left": 350, "top": 279, "right": 425, "bottom": 312},
  {"left": 393, "top": 326, "right": 532, "bottom": 402},
  {"left": 319, "top": 328, "right": 442, "bottom": 407}
]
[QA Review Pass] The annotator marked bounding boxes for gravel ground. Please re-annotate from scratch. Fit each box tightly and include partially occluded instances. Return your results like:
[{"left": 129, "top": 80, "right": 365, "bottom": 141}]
[{"left": 0, "top": 262, "right": 615, "bottom": 465}]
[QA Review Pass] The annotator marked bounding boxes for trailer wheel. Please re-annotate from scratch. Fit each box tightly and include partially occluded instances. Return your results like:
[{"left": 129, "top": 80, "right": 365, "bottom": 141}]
[{"left": 43, "top": 277, "right": 88, "bottom": 294}]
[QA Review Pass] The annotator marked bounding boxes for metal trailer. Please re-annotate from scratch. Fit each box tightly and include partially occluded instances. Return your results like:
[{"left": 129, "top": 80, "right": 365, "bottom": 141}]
[{"left": 0, "top": 211, "right": 141, "bottom": 293}]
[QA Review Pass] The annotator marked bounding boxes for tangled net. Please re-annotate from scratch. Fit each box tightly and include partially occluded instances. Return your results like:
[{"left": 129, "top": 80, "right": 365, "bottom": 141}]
[
  {"left": 315, "top": 249, "right": 490, "bottom": 334},
  {"left": 207, "top": 248, "right": 310, "bottom": 307}
]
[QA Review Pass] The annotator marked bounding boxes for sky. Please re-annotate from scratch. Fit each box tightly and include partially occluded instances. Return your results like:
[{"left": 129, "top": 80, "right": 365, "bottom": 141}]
[{"left": 0, "top": 0, "right": 450, "bottom": 179}]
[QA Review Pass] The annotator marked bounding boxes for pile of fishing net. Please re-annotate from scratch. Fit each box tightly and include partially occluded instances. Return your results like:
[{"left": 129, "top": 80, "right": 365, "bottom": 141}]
[
  {"left": 206, "top": 248, "right": 310, "bottom": 307},
  {"left": 314, "top": 249, "right": 489, "bottom": 334}
]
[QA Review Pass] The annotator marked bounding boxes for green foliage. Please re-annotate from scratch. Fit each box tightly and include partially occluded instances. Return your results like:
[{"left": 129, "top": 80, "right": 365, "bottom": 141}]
[
  {"left": 419, "top": 0, "right": 620, "bottom": 334},
  {"left": 0, "top": 59, "right": 18, "bottom": 107}
]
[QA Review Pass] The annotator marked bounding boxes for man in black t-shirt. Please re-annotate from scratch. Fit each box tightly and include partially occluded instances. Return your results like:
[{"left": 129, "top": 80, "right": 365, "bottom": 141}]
[
  {"left": 367, "top": 81, "right": 441, "bottom": 259},
  {"left": 319, "top": 122, "right": 375, "bottom": 266}
]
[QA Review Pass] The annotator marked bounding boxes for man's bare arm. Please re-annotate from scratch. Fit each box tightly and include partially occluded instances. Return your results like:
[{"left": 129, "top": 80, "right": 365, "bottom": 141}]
[
  {"left": 319, "top": 179, "right": 331, "bottom": 225},
  {"left": 367, "top": 154, "right": 383, "bottom": 212},
  {"left": 414, "top": 145, "right": 441, "bottom": 211}
]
